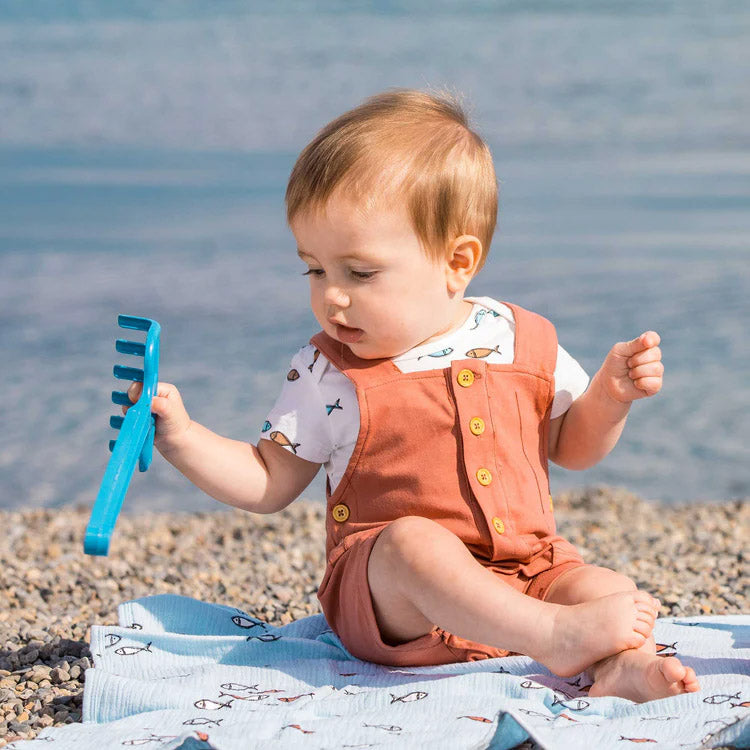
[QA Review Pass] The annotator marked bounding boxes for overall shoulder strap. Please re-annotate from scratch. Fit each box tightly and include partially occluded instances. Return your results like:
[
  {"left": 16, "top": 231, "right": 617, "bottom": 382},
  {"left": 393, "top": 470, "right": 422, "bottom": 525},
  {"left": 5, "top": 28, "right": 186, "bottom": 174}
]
[
  {"left": 501, "top": 302, "right": 558, "bottom": 376},
  {"left": 309, "top": 331, "right": 400, "bottom": 387}
]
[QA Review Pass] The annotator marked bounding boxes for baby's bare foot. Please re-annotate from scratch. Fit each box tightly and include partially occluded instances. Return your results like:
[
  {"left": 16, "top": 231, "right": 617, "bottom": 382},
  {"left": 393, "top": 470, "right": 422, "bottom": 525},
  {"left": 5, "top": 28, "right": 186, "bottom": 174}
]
[
  {"left": 588, "top": 649, "right": 700, "bottom": 702},
  {"left": 535, "top": 590, "right": 659, "bottom": 678}
]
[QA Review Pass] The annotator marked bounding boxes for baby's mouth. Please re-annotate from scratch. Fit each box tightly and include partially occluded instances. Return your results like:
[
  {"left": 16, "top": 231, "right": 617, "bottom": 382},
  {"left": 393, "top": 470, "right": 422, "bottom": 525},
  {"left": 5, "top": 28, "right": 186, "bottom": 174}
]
[{"left": 334, "top": 323, "right": 364, "bottom": 344}]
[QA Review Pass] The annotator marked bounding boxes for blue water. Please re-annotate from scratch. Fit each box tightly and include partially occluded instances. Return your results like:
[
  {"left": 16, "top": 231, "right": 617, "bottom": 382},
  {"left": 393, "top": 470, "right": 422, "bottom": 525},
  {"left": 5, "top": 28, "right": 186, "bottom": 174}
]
[{"left": 1, "top": 1, "right": 748, "bottom": 510}]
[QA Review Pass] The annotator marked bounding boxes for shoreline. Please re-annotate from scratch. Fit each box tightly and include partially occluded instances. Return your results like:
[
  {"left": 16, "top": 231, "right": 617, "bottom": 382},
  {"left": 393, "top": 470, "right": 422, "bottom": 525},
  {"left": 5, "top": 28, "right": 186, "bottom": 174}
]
[{"left": 0, "top": 486, "right": 747, "bottom": 745}]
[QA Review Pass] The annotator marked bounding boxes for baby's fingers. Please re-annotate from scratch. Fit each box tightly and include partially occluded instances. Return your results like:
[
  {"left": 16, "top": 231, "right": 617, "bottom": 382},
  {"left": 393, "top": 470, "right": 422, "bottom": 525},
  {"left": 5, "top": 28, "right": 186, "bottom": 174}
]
[
  {"left": 628, "top": 361, "right": 664, "bottom": 381},
  {"left": 627, "top": 345, "right": 662, "bottom": 368},
  {"left": 632, "top": 376, "right": 662, "bottom": 396},
  {"left": 121, "top": 381, "right": 182, "bottom": 415}
]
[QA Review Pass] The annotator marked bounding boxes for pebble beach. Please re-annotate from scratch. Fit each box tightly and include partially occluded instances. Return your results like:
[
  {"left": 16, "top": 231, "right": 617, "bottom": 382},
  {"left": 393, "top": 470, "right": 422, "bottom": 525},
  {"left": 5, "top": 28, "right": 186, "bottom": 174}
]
[{"left": 0, "top": 486, "right": 747, "bottom": 747}]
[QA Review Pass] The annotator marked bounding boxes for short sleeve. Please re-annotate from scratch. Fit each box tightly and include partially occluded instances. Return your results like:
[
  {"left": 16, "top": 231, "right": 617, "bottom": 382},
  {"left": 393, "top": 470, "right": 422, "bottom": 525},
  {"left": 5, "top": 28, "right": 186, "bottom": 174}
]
[
  {"left": 551, "top": 344, "right": 590, "bottom": 420},
  {"left": 258, "top": 345, "right": 333, "bottom": 464}
]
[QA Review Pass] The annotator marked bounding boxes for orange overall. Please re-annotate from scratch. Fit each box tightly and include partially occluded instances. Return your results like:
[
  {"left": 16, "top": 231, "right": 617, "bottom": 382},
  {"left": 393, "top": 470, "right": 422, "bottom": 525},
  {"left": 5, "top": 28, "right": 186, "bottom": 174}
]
[{"left": 312, "top": 302, "right": 586, "bottom": 666}]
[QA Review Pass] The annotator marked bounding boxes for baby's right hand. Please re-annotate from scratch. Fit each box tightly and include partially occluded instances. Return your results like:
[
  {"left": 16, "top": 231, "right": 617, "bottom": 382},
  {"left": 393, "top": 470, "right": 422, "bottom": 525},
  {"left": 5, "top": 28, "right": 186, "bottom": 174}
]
[{"left": 124, "top": 381, "right": 192, "bottom": 455}]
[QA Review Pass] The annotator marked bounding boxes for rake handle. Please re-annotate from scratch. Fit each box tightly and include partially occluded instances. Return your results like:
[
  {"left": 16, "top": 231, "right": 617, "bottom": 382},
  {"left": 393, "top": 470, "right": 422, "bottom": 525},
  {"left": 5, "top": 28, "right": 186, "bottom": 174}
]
[
  {"left": 84, "top": 315, "right": 161, "bottom": 556},
  {"left": 84, "top": 402, "right": 152, "bottom": 555}
]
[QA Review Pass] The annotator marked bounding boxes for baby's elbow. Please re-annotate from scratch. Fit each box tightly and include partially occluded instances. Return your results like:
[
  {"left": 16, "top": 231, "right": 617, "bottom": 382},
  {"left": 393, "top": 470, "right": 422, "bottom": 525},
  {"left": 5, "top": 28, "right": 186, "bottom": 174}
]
[{"left": 549, "top": 450, "right": 596, "bottom": 472}]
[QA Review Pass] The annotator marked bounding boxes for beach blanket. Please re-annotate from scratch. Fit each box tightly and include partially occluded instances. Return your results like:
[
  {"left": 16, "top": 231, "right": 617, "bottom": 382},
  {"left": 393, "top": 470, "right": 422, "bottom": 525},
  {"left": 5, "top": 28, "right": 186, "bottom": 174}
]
[{"left": 6, "top": 594, "right": 749, "bottom": 749}]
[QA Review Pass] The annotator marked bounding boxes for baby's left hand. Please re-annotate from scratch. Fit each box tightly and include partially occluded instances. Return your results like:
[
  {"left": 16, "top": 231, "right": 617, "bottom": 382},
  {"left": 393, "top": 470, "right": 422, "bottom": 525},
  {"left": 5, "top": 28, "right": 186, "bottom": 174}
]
[{"left": 599, "top": 331, "right": 663, "bottom": 403}]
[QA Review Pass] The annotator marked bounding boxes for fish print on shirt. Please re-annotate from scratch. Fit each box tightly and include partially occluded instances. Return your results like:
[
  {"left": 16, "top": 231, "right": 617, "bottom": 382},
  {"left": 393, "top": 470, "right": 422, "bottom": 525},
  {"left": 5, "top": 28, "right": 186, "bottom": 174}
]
[
  {"left": 326, "top": 398, "right": 343, "bottom": 415},
  {"left": 308, "top": 349, "right": 320, "bottom": 372},
  {"left": 287, "top": 369, "right": 300, "bottom": 381},
  {"left": 469, "top": 308, "right": 501, "bottom": 329},
  {"left": 269, "top": 430, "right": 300, "bottom": 454},
  {"left": 466, "top": 345, "right": 502, "bottom": 358},
  {"left": 261, "top": 420, "right": 272, "bottom": 432},
  {"left": 417, "top": 347, "right": 453, "bottom": 360}
]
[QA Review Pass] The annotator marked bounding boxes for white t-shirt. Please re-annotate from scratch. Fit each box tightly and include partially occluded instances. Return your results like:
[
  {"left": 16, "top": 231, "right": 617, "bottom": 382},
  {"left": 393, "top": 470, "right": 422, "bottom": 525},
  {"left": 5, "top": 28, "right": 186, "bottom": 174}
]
[{"left": 260, "top": 297, "right": 590, "bottom": 494}]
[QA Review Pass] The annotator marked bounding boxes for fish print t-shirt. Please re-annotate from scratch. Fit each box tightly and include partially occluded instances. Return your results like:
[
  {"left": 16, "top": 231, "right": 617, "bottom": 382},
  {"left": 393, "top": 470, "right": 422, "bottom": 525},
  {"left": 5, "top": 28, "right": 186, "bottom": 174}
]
[{"left": 259, "top": 297, "right": 590, "bottom": 494}]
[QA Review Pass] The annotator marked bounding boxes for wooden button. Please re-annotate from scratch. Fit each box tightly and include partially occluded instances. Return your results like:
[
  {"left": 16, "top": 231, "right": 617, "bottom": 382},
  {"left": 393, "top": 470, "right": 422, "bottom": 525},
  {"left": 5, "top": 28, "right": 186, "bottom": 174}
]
[
  {"left": 332, "top": 504, "right": 350, "bottom": 522},
  {"left": 476, "top": 468, "right": 492, "bottom": 486},
  {"left": 469, "top": 417, "right": 485, "bottom": 435},
  {"left": 492, "top": 516, "right": 505, "bottom": 534},
  {"left": 457, "top": 369, "right": 475, "bottom": 387}
]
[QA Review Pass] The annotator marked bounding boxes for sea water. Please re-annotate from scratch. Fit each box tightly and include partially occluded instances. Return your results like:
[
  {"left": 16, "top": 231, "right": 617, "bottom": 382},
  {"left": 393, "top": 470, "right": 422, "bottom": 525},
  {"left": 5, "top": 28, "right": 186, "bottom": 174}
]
[{"left": 1, "top": 1, "right": 748, "bottom": 510}]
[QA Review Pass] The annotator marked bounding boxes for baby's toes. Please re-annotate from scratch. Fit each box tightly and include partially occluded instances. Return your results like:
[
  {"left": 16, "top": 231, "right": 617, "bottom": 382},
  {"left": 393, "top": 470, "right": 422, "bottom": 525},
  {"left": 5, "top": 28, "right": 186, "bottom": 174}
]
[
  {"left": 634, "top": 610, "right": 655, "bottom": 635},
  {"left": 683, "top": 666, "right": 700, "bottom": 692},
  {"left": 632, "top": 617, "right": 654, "bottom": 640},
  {"left": 633, "top": 590, "right": 657, "bottom": 608}
]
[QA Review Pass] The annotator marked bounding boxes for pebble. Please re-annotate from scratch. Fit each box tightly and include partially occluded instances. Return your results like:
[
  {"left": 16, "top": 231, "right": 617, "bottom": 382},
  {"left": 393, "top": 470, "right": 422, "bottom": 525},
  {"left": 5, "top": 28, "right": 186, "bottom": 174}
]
[{"left": 0, "top": 489, "right": 746, "bottom": 747}]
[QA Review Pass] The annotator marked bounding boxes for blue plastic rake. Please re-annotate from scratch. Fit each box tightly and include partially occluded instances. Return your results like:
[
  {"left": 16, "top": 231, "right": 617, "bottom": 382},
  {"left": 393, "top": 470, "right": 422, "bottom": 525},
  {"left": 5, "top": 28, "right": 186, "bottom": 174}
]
[{"left": 84, "top": 315, "right": 161, "bottom": 556}]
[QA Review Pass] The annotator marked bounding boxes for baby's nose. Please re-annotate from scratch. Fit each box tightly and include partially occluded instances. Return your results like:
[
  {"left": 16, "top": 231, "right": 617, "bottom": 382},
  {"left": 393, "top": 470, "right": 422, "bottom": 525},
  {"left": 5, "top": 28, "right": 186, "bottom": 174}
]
[{"left": 324, "top": 286, "right": 350, "bottom": 308}]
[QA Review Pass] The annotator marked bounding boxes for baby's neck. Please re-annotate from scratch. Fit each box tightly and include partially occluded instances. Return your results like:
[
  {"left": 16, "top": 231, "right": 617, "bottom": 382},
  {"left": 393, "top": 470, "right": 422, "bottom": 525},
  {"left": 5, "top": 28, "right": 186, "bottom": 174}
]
[{"left": 417, "top": 299, "right": 474, "bottom": 349}]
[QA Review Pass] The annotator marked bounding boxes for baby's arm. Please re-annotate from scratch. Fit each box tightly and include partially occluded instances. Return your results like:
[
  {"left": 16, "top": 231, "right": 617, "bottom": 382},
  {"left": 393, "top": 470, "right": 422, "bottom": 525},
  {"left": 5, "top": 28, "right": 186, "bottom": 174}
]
[
  {"left": 125, "top": 382, "right": 320, "bottom": 514},
  {"left": 548, "top": 331, "right": 663, "bottom": 470}
]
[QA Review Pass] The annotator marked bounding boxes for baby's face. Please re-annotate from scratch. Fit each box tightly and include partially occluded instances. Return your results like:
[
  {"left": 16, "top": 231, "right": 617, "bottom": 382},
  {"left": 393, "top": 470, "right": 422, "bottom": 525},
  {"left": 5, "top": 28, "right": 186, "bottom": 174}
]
[{"left": 291, "top": 193, "right": 471, "bottom": 360}]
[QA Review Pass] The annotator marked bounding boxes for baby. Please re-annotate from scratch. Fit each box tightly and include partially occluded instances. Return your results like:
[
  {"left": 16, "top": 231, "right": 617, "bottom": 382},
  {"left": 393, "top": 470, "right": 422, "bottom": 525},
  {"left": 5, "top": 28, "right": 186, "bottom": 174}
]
[{"left": 127, "top": 89, "right": 699, "bottom": 702}]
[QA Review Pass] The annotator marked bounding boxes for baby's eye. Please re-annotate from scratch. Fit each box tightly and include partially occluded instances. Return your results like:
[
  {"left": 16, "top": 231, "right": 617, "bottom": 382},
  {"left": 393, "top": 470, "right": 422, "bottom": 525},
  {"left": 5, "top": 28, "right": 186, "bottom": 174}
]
[
  {"left": 302, "top": 268, "right": 325, "bottom": 277},
  {"left": 350, "top": 270, "right": 377, "bottom": 281}
]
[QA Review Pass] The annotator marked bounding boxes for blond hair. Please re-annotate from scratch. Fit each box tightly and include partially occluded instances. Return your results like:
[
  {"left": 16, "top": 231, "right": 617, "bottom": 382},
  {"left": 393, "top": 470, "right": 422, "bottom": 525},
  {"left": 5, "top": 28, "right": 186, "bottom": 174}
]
[{"left": 286, "top": 88, "right": 498, "bottom": 271}]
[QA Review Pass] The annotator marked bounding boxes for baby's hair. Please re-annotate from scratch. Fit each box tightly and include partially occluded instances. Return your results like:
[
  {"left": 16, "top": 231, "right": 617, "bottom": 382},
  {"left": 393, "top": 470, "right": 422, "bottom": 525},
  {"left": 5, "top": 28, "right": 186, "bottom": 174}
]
[{"left": 286, "top": 88, "right": 498, "bottom": 270}]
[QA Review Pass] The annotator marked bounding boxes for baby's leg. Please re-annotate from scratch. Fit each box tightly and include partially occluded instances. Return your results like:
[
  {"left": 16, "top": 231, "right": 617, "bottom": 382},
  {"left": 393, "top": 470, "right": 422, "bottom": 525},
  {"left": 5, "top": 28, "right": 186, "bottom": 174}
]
[
  {"left": 366, "top": 516, "right": 658, "bottom": 678},
  {"left": 544, "top": 565, "right": 700, "bottom": 701}
]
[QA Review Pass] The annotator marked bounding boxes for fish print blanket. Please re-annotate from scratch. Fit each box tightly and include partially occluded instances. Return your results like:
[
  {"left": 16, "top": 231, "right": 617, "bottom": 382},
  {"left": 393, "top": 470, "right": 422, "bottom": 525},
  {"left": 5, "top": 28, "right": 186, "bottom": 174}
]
[{"left": 6, "top": 594, "right": 749, "bottom": 749}]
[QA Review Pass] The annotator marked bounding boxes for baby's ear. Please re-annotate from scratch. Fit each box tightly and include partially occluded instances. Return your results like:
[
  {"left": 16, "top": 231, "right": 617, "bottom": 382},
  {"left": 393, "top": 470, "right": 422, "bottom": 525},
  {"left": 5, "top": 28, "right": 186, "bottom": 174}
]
[{"left": 446, "top": 235, "right": 482, "bottom": 291}]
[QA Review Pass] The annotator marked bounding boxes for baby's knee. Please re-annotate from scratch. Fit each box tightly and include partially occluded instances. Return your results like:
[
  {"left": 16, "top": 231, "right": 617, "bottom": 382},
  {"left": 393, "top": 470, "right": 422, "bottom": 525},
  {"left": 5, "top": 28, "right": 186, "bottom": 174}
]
[
  {"left": 591, "top": 567, "right": 639, "bottom": 594},
  {"left": 374, "top": 516, "right": 460, "bottom": 566}
]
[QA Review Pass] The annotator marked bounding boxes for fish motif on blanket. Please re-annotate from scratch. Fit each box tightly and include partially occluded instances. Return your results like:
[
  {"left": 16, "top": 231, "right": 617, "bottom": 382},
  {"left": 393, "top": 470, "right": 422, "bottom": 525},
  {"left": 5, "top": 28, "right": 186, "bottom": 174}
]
[
  {"left": 363, "top": 723, "right": 402, "bottom": 733},
  {"left": 231, "top": 614, "right": 266, "bottom": 630},
  {"left": 193, "top": 698, "right": 232, "bottom": 710},
  {"left": 183, "top": 718, "right": 223, "bottom": 727},
  {"left": 703, "top": 691, "right": 742, "bottom": 705},
  {"left": 284, "top": 724, "right": 315, "bottom": 734},
  {"left": 115, "top": 642, "right": 153, "bottom": 656},
  {"left": 389, "top": 690, "right": 427, "bottom": 704}
]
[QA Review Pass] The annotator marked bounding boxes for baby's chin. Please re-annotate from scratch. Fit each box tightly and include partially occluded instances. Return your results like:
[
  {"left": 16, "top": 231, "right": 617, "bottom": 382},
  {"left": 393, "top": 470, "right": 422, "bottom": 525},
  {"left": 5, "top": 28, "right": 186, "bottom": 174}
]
[{"left": 345, "top": 336, "right": 407, "bottom": 361}]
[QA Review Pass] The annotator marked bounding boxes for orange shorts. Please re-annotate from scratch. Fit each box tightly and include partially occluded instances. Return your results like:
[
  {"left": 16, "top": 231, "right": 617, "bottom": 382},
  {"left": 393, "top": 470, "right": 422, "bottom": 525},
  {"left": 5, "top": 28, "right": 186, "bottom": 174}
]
[{"left": 317, "top": 527, "right": 587, "bottom": 667}]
